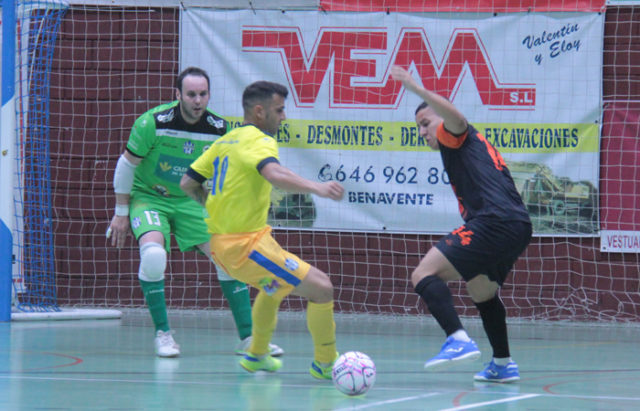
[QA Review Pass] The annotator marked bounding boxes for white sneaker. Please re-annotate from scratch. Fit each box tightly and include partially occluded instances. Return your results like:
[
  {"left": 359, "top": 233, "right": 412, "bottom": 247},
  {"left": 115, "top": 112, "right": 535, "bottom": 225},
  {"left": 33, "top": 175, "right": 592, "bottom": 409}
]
[
  {"left": 235, "top": 336, "right": 284, "bottom": 357},
  {"left": 155, "top": 330, "right": 180, "bottom": 358}
]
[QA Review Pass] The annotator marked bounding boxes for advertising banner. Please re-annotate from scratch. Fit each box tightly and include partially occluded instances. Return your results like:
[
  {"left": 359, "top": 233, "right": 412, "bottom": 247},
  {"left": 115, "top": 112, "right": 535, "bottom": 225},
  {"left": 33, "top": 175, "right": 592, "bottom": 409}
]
[{"left": 181, "top": 10, "right": 603, "bottom": 235}]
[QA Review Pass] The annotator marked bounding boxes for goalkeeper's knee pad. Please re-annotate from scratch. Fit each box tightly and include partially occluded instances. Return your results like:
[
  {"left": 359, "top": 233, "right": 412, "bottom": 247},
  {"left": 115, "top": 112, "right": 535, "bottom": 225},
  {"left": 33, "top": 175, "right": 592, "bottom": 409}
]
[{"left": 138, "top": 242, "right": 167, "bottom": 282}]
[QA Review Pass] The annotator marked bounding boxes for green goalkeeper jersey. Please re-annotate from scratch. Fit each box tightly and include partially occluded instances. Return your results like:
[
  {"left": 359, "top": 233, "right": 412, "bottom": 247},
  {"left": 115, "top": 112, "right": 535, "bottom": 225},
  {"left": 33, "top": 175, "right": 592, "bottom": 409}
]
[{"left": 126, "top": 101, "right": 229, "bottom": 198}]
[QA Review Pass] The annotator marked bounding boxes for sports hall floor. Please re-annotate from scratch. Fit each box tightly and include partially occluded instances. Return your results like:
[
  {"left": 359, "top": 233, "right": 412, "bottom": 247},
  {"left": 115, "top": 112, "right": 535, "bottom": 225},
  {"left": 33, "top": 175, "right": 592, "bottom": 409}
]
[{"left": 1, "top": 309, "right": 639, "bottom": 410}]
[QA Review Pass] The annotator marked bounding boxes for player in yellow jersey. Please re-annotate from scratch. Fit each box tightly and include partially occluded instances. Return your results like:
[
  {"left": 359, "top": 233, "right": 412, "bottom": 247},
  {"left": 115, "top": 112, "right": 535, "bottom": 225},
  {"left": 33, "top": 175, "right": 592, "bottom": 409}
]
[
  {"left": 107, "top": 67, "right": 282, "bottom": 358},
  {"left": 180, "top": 81, "right": 344, "bottom": 378}
]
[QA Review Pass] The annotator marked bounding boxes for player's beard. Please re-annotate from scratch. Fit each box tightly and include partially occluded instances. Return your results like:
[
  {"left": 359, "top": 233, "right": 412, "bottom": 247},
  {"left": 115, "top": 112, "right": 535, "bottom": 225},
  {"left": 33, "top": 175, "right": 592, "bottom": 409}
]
[{"left": 182, "top": 105, "right": 203, "bottom": 124}]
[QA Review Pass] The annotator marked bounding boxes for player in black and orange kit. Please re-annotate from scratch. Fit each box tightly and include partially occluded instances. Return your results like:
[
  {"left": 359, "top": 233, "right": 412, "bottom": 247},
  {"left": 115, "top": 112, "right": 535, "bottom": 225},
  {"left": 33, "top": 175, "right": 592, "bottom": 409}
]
[{"left": 391, "top": 66, "right": 532, "bottom": 383}]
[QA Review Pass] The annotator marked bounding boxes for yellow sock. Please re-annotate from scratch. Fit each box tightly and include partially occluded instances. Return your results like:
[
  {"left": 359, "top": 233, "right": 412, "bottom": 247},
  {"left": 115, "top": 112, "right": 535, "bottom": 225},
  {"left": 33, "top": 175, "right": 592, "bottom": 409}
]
[
  {"left": 307, "top": 301, "right": 337, "bottom": 363},
  {"left": 249, "top": 291, "right": 281, "bottom": 356}
]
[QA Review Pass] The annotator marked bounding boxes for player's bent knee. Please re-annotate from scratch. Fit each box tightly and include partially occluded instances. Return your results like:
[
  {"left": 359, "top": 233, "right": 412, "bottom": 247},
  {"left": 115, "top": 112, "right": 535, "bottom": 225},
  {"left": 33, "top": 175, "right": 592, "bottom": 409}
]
[
  {"left": 411, "top": 266, "right": 440, "bottom": 288},
  {"left": 466, "top": 275, "right": 499, "bottom": 303},
  {"left": 308, "top": 288, "right": 333, "bottom": 304},
  {"left": 410, "top": 269, "right": 427, "bottom": 288},
  {"left": 314, "top": 281, "right": 333, "bottom": 303},
  {"left": 138, "top": 242, "right": 167, "bottom": 282},
  {"left": 313, "top": 273, "right": 334, "bottom": 303},
  {"left": 295, "top": 268, "right": 333, "bottom": 303}
]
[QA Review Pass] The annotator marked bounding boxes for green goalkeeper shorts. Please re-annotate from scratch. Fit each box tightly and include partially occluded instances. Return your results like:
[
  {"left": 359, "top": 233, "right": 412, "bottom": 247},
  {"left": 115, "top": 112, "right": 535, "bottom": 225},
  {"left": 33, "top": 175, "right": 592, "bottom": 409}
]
[{"left": 129, "top": 190, "right": 210, "bottom": 253}]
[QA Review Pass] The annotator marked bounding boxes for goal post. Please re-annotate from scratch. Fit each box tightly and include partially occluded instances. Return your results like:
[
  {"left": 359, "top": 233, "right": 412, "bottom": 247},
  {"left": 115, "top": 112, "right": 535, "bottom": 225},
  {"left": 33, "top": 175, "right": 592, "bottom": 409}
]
[
  {"left": 2, "top": 0, "right": 121, "bottom": 320},
  {"left": 1, "top": 0, "right": 17, "bottom": 322}
]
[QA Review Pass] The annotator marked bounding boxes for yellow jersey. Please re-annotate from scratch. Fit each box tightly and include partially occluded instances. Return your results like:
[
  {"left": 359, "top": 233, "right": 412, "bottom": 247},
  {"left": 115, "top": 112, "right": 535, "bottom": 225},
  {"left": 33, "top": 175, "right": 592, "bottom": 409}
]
[{"left": 189, "top": 124, "right": 279, "bottom": 234}]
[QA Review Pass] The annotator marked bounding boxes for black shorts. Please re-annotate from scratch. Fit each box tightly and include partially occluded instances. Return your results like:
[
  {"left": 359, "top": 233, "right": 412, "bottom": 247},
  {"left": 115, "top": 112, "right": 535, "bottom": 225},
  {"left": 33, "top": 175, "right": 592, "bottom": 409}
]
[{"left": 434, "top": 218, "right": 532, "bottom": 286}]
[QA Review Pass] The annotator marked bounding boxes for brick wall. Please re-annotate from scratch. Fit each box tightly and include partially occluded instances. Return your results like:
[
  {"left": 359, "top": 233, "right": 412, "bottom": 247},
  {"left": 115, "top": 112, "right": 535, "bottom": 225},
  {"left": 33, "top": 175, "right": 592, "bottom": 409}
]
[{"left": 47, "top": 6, "right": 640, "bottom": 320}]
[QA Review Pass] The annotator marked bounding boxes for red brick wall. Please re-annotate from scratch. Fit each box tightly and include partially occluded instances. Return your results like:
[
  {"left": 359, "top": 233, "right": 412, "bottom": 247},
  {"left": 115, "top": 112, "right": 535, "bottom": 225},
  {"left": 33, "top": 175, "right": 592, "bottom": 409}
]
[
  {"left": 601, "top": 7, "right": 640, "bottom": 232},
  {"left": 50, "top": 7, "right": 181, "bottom": 307},
  {"left": 48, "top": 6, "right": 640, "bottom": 321}
]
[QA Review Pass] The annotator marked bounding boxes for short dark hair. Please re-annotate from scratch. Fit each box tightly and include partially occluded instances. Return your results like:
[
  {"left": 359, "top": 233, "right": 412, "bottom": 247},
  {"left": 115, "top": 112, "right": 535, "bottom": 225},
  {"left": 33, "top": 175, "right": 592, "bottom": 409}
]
[
  {"left": 415, "top": 101, "right": 429, "bottom": 115},
  {"left": 176, "top": 67, "right": 210, "bottom": 92},
  {"left": 242, "top": 81, "right": 288, "bottom": 111}
]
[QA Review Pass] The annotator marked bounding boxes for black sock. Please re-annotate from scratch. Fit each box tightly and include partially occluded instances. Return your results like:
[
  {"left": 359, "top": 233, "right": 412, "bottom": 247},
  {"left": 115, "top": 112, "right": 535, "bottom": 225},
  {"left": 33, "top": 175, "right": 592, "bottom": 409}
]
[
  {"left": 414, "top": 275, "right": 463, "bottom": 336},
  {"left": 475, "top": 295, "right": 510, "bottom": 358}
]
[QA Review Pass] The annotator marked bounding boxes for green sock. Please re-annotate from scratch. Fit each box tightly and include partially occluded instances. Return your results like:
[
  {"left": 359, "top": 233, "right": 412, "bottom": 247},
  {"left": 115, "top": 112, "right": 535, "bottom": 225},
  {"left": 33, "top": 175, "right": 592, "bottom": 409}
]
[
  {"left": 220, "top": 280, "right": 252, "bottom": 340},
  {"left": 140, "top": 279, "right": 169, "bottom": 332}
]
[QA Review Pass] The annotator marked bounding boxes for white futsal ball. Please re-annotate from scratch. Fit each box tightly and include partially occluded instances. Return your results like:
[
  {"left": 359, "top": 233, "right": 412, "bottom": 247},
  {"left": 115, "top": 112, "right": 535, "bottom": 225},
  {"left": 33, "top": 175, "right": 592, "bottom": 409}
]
[{"left": 331, "top": 351, "right": 376, "bottom": 396}]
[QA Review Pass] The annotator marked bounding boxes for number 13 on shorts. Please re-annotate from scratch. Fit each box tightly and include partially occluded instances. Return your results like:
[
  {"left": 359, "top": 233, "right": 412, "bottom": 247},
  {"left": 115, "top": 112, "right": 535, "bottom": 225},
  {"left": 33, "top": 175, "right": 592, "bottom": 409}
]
[{"left": 144, "top": 210, "right": 162, "bottom": 226}]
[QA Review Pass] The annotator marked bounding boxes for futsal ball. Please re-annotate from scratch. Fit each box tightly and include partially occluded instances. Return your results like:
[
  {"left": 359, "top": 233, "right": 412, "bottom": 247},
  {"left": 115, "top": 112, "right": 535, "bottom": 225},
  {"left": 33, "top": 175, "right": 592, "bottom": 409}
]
[{"left": 331, "top": 351, "right": 376, "bottom": 396}]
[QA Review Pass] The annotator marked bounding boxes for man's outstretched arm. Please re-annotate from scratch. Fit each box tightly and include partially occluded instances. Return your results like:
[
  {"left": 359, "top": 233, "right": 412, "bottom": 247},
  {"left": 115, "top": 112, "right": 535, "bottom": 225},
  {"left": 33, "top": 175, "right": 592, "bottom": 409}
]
[
  {"left": 391, "top": 65, "right": 467, "bottom": 135},
  {"left": 260, "top": 162, "right": 344, "bottom": 201}
]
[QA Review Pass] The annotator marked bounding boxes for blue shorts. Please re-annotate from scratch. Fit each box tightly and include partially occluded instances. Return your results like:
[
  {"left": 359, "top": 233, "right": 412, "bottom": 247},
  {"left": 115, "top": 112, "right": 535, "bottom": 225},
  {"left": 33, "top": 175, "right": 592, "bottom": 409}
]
[{"left": 434, "top": 218, "right": 532, "bottom": 286}]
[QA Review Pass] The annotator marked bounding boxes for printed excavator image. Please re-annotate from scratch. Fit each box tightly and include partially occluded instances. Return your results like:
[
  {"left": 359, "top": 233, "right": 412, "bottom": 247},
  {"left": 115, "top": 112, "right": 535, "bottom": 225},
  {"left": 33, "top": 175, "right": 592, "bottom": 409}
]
[
  {"left": 268, "top": 188, "right": 317, "bottom": 228},
  {"left": 508, "top": 161, "right": 599, "bottom": 234}
]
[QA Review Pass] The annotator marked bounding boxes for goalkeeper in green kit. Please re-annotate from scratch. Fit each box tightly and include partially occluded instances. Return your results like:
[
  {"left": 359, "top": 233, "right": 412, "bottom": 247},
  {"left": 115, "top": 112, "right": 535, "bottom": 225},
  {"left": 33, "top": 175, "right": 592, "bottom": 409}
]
[{"left": 107, "top": 67, "right": 283, "bottom": 358}]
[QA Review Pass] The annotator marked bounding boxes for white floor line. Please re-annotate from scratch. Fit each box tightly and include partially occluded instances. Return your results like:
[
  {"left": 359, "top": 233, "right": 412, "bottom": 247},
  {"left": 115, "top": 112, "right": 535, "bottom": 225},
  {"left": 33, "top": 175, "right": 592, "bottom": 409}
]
[
  {"left": 439, "top": 393, "right": 541, "bottom": 411},
  {"left": 334, "top": 392, "right": 442, "bottom": 410}
]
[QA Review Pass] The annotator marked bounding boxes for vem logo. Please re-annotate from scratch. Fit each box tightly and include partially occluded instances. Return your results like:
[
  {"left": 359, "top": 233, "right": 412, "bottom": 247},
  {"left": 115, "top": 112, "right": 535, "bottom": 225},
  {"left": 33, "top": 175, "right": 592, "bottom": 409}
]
[{"left": 242, "top": 27, "right": 535, "bottom": 109}]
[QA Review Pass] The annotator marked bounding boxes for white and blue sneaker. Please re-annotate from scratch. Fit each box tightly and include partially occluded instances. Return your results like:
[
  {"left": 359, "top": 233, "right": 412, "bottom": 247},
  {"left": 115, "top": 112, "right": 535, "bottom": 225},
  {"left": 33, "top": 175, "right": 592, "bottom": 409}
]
[
  {"left": 474, "top": 360, "right": 520, "bottom": 383},
  {"left": 424, "top": 336, "right": 481, "bottom": 370}
]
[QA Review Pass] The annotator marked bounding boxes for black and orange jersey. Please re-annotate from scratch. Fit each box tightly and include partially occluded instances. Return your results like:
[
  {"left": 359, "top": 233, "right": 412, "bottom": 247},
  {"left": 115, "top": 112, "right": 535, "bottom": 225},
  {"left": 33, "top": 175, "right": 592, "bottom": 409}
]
[{"left": 437, "top": 123, "right": 530, "bottom": 223}]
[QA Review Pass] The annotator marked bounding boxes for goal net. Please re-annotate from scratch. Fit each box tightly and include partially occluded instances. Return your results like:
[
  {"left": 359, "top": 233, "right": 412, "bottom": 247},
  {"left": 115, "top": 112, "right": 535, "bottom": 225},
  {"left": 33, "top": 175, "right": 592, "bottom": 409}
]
[
  {"left": 3, "top": 0, "right": 68, "bottom": 314},
  {"left": 3, "top": 0, "right": 119, "bottom": 319},
  {"left": 3, "top": 0, "right": 638, "bottom": 323}
]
